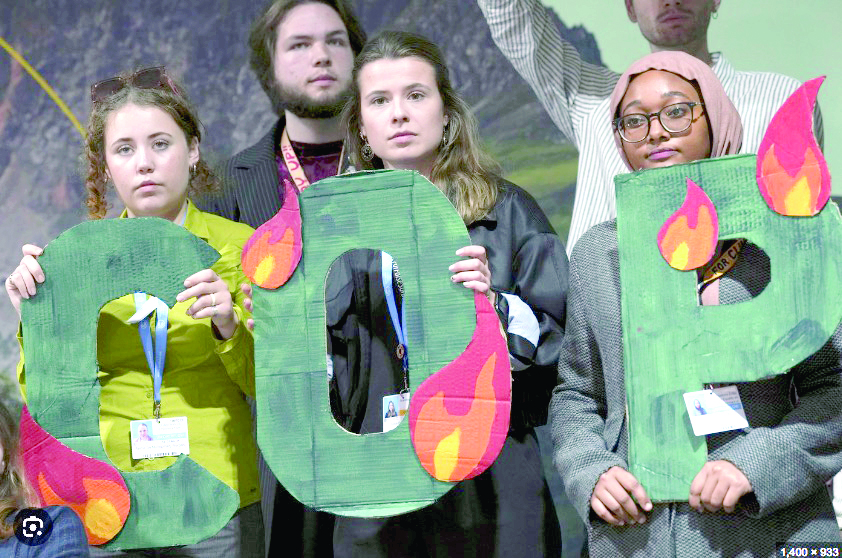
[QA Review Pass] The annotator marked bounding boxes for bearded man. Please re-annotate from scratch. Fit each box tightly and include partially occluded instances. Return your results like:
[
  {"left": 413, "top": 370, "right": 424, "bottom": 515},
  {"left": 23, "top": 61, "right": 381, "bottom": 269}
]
[
  {"left": 196, "top": 2, "right": 366, "bottom": 555},
  {"left": 202, "top": 0, "right": 366, "bottom": 229}
]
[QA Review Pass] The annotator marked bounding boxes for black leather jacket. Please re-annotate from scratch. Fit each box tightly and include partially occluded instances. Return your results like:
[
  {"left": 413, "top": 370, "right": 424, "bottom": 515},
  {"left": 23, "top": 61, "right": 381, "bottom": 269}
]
[{"left": 470, "top": 178, "right": 569, "bottom": 430}]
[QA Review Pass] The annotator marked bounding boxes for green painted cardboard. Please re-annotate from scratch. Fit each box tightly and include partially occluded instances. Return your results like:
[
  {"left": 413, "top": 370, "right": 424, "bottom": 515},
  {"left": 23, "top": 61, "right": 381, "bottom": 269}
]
[
  {"left": 616, "top": 154, "right": 842, "bottom": 501},
  {"left": 22, "top": 218, "right": 239, "bottom": 549},
  {"left": 254, "top": 170, "right": 474, "bottom": 516}
]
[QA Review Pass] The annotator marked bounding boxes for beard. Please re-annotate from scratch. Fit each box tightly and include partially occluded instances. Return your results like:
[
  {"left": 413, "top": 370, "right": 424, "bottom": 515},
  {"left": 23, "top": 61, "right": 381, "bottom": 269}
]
[{"left": 268, "top": 80, "right": 351, "bottom": 120}]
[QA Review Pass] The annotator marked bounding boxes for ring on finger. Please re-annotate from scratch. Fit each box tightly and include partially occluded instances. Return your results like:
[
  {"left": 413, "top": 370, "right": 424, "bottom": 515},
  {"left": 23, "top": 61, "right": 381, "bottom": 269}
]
[{"left": 210, "top": 292, "right": 216, "bottom": 307}]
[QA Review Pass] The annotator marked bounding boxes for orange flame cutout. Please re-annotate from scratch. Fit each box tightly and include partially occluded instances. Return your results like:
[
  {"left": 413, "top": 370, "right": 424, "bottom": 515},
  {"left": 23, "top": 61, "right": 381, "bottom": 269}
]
[
  {"left": 241, "top": 179, "right": 303, "bottom": 289},
  {"left": 20, "top": 406, "right": 130, "bottom": 545},
  {"left": 757, "top": 76, "right": 830, "bottom": 216},
  {"left": 409, "top": 292, "right": 511, "bottom": 482},
  {"left": 38, "top": 474, "right": 129, "bottom": 545},
  {"left": 657, "top": 178, "right": 718, "bottom": 271}
]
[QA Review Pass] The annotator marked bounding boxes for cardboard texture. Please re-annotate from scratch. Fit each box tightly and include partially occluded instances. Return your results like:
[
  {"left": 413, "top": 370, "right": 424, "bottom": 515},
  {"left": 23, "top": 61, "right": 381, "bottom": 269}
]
[
  {"left": 409, "top": 291, "right": 511, "bottom": 482},
  {"left": 250, "top": 170, "right": 509, "bottom": 516},
  {"left": 616, "top": 154, "right": 842, "bottom": 501},
  {"left": 242, "top": 177, "right": 302, "bottom": 288},
  {"left": 20, "top": 218, "right": 239, "bottom": 548},
  {"left": 616, "top": 79, "right": 842, "bottom": 500}
]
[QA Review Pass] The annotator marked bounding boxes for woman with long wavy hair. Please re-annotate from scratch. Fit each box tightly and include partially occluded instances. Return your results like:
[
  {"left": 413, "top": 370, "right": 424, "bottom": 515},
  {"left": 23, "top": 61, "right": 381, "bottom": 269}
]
[{"left": 330, "top": 30, "right": 568, "bottom": 557}]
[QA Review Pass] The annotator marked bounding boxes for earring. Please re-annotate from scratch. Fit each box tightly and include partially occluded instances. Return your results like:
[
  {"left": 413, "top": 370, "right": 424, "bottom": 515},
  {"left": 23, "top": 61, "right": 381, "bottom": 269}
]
[
  {"left": 190, "top": 163, "right": 197, "bottom": 175},
  {"left": 361, "top": 138, "right": 374, "bottom": 162},
  {"left": 712, "top": 10, "right": 718, "bottom": 19},
  {"left": 441, "top": 124, "right": 449, "bottom": 147}
]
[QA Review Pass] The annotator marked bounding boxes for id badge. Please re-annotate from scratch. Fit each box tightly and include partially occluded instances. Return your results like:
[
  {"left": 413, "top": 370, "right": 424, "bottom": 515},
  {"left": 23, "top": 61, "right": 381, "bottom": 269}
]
[
  {"left": 130, "top": 417, "right": 190, "bottom": 460},
  {"left": 382, "top": 391, "right": 410, "bottom": 433},
  {"left": 682, "top": 385, "right": 748, "bottom": 436}
]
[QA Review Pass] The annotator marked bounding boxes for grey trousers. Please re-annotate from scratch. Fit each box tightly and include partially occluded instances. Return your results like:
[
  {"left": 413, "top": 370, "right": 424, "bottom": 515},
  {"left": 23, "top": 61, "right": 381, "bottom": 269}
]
[{"left": 89, "top": 502, "right": 264, "bottom": 558}]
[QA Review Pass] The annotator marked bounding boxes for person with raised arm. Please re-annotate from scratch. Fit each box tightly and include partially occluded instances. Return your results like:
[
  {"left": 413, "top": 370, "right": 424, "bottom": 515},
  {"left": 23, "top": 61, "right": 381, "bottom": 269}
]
[{"left": 476, "top": 0, "right": 823, "bottom": 253}]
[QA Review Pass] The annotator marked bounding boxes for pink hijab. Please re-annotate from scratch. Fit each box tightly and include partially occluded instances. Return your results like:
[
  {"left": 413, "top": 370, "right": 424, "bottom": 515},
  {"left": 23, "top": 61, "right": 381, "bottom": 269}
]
[{"left": 609, "top": 51, "right": 743, "bottom": 171}]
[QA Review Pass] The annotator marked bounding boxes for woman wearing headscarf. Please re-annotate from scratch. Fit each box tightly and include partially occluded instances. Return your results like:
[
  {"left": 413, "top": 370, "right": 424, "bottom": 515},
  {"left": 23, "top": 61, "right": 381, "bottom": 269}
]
[{"left": 551, "top": 51, "right": 842, "bottom": 557}]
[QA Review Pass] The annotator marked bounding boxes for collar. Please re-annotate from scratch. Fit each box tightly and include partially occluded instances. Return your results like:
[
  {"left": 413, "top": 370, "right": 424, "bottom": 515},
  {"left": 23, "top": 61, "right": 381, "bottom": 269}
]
[
  {"left": 710, "top": 52, "right": 735, "bottom": 87},
  {"left": 285, "top": 139, "right": 345, "bottom": 158},
  {"left": 235, "top": 117, "right": 354, "bottom": 173},
  {"left": 118, "top": 199, "right": 209, "bottom": 240}
]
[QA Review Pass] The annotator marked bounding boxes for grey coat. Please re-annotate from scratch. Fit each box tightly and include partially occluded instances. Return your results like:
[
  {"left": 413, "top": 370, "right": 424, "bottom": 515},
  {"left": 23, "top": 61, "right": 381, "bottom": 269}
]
[{"left": 551, "top": 220, "right": 842, "bottom": 558}]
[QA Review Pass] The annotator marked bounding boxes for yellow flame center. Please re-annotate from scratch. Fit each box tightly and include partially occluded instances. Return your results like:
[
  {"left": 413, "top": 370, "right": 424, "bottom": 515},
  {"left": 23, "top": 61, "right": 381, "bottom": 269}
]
[
  {"left": 254, "top": 254, "right": 276, "bottom": 286},
  {"left": 784, "top": 176, "right": 813, "bottom": 216},
  {"left": 669, "top": 242, "right": 690, "bottom": 270},
  {"left": 433, "top": 427, "right": 461, "bottom": 481},
  {"left": 84, "top": 498, "right": 122, "bottom": 540}
]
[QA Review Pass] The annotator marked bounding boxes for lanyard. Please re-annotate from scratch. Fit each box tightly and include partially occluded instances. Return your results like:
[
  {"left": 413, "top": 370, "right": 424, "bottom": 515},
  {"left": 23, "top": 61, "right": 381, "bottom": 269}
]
[
  {"left": 280, "top": 127, "right": 344, "bottom": 192},
  {"left": 698, "top": 238, "right": 746, "bottom": 292},
  {"left": 128, "top": 293, "right": 169, "bottom": 419},
  {"left": 381, "top": 253, "right": 409, "bottom": 388}
]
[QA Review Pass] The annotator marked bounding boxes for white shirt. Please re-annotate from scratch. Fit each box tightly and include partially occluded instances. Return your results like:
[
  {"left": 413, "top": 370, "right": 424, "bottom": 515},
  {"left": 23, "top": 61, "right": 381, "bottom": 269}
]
[{"left": 478, "top": 0, "right": 824, "bottom": 254}]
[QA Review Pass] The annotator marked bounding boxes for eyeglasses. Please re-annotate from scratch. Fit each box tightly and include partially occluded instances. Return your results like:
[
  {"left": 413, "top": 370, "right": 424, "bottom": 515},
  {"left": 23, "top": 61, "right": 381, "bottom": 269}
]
[
  {"left": 90, "top": 67, "right": 178, "bottom": 103},
  {"left": 614, "top": 102, "right": 705, "bottom": 143}
]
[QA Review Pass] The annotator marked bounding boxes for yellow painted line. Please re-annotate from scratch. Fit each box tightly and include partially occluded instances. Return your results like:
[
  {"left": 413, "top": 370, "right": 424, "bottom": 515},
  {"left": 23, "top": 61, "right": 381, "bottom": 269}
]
[{"left": 0, "top": 36, "right": 85, "bottom": 138}]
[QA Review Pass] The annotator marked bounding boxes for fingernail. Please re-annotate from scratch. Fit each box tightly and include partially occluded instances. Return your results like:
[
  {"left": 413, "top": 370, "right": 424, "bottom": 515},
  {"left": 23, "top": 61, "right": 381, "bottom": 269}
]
[
  {"left": 637, "top": 518, "right": 646, "bottom": 524},
  {"left": 451, "top": 276, "right": 457, "bottom": 282},
  {"left": 618, "top": 522, "right": 624, "bottom": 526}
]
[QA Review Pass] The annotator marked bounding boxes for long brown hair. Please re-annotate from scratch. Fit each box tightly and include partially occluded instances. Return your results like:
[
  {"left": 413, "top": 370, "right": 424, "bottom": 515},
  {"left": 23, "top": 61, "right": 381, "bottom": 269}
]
[
  {"left": 84, "top": 72, "right": 217, "bottom": 219},
  {"left": 0, "top": 402, "right": 35, "bottom": 539},
  {"left": 341, "top": 31, "right": 500, "bottom": 224}
]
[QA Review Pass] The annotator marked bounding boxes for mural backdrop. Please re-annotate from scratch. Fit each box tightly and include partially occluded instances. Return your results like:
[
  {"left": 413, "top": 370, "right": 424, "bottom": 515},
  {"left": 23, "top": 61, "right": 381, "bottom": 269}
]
[{"left": 0, "top": 0, "right": 601, "bottom": 398}]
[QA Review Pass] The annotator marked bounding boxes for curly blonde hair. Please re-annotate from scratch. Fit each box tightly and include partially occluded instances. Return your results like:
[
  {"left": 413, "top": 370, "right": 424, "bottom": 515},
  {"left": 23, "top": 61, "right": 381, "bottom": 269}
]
[
  {"left": 341, "top": 31, "right": 500, "bottom": 224},
  {"left": 0, "top": 402, "right": 35, "bottom": 540},
  {"left": 84, "top": 72, "right": 218, "bottom": 219}
]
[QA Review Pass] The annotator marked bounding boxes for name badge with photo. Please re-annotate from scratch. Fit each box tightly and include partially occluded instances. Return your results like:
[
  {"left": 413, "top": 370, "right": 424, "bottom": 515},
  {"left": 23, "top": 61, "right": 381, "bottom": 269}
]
[
  {"left": 382, "top": 391, "right": 410, "bottom": 433},
  {"left": 130, "top": 417, "right": 190, "bottom": 460},
  {"left": 682, "top": 385, "right": 748, "bottom": 436}
]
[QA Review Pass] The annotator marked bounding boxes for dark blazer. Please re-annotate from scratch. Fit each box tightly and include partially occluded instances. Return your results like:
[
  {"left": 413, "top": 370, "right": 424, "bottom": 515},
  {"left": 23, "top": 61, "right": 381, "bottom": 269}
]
[
  {"left": 551, "top": 220, "right": 842, "bottom": 557},
  {"left": 196, "top": 118, "right": 353, "bottom": 229},
  {"left": 195, "top": 118, "right": 346, "bottom": 557}
]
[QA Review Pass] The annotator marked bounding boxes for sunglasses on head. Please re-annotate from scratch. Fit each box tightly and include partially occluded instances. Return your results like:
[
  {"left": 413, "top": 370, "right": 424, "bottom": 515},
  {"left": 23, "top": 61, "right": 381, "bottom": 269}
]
[{"left": 90, "top": 66, "right": 178, "bottom": 103}]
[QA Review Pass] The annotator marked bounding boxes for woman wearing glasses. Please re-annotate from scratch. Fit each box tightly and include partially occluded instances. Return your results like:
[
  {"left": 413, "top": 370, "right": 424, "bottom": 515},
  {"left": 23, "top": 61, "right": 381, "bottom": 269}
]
[
  {"left": 6, "top": 68, "right": 262, "bottom": 556},
  {"left": 551, "top": 51, "right": 842, "bottom": 556}
]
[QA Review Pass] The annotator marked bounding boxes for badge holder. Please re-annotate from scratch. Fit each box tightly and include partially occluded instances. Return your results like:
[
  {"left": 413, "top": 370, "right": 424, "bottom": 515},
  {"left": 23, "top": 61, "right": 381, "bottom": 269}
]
[{"left": 128, "top": 293, "right": 190, "bottom": 460}]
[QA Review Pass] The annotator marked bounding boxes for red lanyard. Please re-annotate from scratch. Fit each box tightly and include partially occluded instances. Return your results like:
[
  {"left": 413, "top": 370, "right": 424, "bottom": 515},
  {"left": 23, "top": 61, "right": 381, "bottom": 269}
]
[{"left": 280, "top": 127, "right": 344, "bottom": 192}]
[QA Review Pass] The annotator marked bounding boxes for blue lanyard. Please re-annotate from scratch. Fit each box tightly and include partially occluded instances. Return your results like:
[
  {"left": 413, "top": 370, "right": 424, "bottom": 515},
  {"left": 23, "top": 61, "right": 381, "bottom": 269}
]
[
  {"left": 129, "top": 293, "right": 169, "bottom": 419},
  {"left": 381, "top": 253, "right": 408, "bottom": 373}
]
